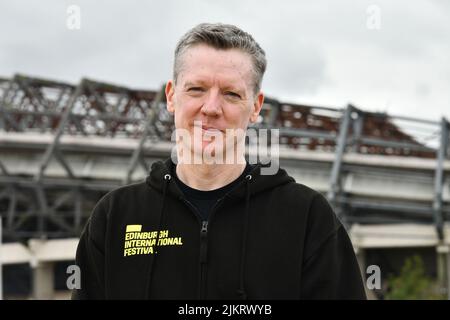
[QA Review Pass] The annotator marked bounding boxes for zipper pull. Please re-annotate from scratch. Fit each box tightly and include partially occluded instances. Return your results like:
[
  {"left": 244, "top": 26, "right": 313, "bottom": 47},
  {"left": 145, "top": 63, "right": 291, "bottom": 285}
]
[
  {"left": 201, "top": 221, "right": 208, "bottom": 235},
  {"left": 200, "top": 221, "right": 208, "bottom": 264}
]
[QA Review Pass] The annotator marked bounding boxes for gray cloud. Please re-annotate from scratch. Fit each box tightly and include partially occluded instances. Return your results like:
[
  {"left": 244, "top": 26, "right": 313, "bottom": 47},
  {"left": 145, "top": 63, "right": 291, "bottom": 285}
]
[{"left": 0, "top": 0, "right": 448, "bottom": 120}]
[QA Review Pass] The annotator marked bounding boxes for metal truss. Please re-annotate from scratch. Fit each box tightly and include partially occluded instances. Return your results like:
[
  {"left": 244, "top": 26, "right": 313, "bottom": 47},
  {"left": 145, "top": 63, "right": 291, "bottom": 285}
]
[
  {"left": 0, "top": 75, "right": 169, "bottom": 240},
  {"left": 0, "top": 74, "right": 449, "bottom": 241}
]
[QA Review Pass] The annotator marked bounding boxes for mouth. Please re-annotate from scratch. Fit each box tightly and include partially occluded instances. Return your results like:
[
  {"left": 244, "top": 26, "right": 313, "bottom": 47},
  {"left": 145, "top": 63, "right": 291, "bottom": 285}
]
[{"left": 194, "top": 124, "right": 224, "bottom": 134}]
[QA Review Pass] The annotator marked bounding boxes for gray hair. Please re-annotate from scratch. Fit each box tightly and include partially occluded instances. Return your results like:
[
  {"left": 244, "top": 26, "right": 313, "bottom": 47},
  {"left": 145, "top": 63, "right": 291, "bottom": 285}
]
[{"left": 173, "top": 23, "right": 267, "bottom": 95}]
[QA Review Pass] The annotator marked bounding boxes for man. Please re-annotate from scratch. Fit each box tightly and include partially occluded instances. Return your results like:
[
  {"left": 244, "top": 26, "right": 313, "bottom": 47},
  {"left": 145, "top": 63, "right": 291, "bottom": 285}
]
[{"left": 72, "top": 23, "right": 366, "bottom": 300}]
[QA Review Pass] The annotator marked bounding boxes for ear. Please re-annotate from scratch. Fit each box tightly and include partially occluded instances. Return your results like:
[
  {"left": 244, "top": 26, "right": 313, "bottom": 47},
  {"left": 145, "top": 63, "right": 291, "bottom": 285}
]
[
  {"left": 165, "top": 80, "right": 175, "bottom": 114},
  {"left": 249, "top": 92, "right": 264, "bottom": 123}
]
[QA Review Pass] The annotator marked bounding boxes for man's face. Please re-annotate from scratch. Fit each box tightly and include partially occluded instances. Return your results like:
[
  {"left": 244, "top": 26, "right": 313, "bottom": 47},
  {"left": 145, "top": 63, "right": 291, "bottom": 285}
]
[{"left": 166, "top": 44, "right": 264, "bottom": 163}]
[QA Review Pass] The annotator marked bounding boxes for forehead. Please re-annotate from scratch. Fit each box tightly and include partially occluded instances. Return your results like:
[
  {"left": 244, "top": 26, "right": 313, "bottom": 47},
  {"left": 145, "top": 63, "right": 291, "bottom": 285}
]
[{"left": 178, "top": 44, "right": 254, "bottom": 89}]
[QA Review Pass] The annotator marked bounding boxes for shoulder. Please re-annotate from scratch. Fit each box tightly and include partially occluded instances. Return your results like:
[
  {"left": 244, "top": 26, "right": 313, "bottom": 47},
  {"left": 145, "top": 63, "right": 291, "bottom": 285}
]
[
  {"left": 277, "top": 180, "right": 343, "bottom": 249},
  {"left": 87, "top": 181, "right": 149, "bottom": 233},
  {"left": 101, "top": 181, "right": 150, "bottom": 205},
  {"left": 276, "top": 179, "right": 329, "bottom": 212},
  {"left": 270, "top": 177, "right": 340, "bottom": 227}
]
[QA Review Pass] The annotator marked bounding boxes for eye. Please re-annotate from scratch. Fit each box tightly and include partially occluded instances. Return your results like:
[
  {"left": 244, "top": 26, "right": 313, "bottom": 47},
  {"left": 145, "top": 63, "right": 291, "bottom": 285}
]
[
  {"left": 225, "top": 91, "right": 241, "bottom": 99},
  {"left": 188, "top": 87, "right": 204, "bottom": 92}
]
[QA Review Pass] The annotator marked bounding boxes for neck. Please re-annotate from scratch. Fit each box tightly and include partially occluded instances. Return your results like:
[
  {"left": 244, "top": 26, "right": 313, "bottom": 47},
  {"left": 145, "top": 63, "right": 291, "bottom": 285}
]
[{"left": 176, "top": 155, "right": 247, "bottom": 191}]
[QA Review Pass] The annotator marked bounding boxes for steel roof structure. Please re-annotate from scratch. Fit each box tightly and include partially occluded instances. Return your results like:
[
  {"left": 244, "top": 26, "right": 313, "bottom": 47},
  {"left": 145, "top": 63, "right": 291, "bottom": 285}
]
[{"left": 0, "top": 74, "right": 449, "bottom": 242}]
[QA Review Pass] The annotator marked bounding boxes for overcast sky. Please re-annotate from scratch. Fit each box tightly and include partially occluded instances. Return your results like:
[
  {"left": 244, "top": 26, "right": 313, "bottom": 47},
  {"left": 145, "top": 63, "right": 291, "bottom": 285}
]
[{"left": 1, "top": 0, "right": 449, "bottom": 122}]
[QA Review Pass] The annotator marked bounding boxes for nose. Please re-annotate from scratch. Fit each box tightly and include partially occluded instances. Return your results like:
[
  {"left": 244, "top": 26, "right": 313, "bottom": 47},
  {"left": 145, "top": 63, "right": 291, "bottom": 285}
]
[{"left": 201, "top": 89, "right": 223, "bottom": 117}]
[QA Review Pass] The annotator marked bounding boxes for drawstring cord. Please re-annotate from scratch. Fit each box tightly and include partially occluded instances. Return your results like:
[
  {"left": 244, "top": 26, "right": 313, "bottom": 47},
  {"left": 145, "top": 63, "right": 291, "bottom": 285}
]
[
  {"left": 145, "top": 173, "right": 171, "bottom": 299},
  {"left": 145, "top": 170, "right": 253, "bottom": 300},
  {"left": 237, "top": 174, "right": 252, "bottom": 300}
]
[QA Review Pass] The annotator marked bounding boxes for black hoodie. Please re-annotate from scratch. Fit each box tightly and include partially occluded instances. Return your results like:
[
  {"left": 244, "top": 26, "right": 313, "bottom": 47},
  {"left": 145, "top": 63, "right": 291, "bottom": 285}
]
[{"left": 72, "top": 158, "right": 366, "bottom": 300}]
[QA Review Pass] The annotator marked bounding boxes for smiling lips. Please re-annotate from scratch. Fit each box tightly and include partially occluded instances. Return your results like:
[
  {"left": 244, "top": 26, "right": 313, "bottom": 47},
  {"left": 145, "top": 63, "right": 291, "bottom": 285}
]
[{"left": 194, "top": 124, "right": 224, "bottom": 134}]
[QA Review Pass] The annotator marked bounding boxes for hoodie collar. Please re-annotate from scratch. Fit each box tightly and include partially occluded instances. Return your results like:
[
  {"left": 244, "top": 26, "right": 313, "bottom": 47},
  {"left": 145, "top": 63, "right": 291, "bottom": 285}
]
[{"left": 145, "top": 157, "right": 294, "bottom": 200}]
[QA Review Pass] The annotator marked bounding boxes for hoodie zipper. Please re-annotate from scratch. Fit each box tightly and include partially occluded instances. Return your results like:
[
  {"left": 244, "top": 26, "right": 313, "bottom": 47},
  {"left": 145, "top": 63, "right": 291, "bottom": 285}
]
[
  {"left": 199, "top": 220, "right": 208, "bottom": 299},
  {"left": 180, "top": 197, "right": 226, "bottom": 299}
]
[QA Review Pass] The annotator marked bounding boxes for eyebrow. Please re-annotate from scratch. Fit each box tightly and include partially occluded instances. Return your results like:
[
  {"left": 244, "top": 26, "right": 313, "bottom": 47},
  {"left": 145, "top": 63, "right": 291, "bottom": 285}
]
[
  {"left": 222, "top": 85, "right": 244, "bottom": 93},
  {"left": 183, "top": 81, "right": 207, "bottom": 89},
  {"left": 184, "top": 81, "right": 244, "bottom": 93}
]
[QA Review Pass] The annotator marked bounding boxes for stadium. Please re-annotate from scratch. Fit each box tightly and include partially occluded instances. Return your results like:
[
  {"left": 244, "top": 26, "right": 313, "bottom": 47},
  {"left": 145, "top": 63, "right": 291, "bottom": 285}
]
[{"left": 1, "top": 74, "right": 449, "bottom": 299}]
